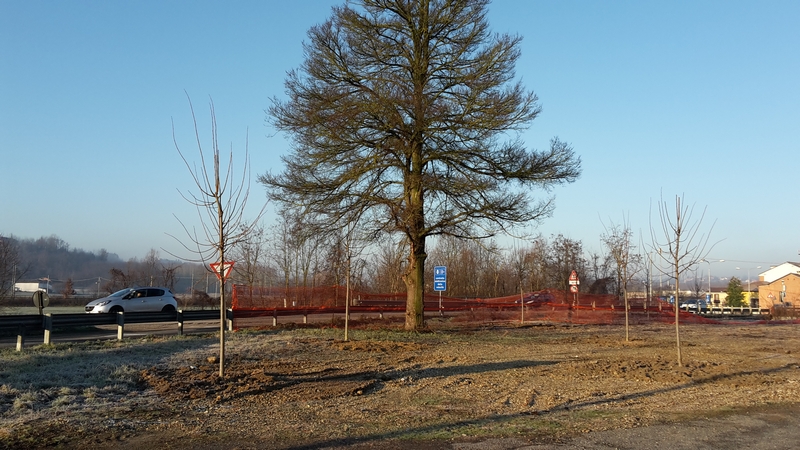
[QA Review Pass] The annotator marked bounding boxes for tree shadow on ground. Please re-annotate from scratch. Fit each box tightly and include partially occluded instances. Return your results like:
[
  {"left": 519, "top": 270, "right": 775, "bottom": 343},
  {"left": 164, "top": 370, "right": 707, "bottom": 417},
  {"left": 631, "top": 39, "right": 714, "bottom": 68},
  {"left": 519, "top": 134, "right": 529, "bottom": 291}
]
[{"left": 282, "top": 363, "right": 800, "bottom": 450}]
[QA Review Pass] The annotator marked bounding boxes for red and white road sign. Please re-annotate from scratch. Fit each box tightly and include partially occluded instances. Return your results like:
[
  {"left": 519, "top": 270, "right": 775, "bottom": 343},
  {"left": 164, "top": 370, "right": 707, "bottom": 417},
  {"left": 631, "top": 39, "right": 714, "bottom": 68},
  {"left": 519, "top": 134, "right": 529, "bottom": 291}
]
[
  {"left": 569, "top": 270, "right": 580, "bottom": 285},
  {"left": 570, "top": 285, "right": 579, "bottom": 293},
  {"left": 210, "top": 261, "right": 235, "bottom": 280}
]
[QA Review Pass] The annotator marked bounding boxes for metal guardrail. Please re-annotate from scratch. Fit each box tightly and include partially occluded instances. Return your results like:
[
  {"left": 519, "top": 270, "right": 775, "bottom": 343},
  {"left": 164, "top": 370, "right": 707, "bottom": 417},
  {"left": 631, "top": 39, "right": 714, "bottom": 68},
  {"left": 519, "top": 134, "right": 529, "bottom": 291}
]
[
  {"left": 233, "top": 306, "right": 406, "bottom": 326},
  {"left": 0, "top": 309, "right": 231, "bottom": 351},
  {"left": 0, "top": 315, "right": 44, "bottom": 351},
  {"left": 679, "top": 306, "right": 772, "bottom": 316},
  {"left": 4, "top": 303, "right": 795, "bottom": 352}
]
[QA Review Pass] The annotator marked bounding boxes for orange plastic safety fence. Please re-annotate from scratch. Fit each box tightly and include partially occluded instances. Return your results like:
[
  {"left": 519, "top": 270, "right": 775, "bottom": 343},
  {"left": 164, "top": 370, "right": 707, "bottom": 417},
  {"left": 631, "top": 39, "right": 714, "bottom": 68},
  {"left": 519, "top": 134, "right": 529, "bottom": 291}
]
[{"left": 231, "top": 285, "right": 779, "bottom": 327}]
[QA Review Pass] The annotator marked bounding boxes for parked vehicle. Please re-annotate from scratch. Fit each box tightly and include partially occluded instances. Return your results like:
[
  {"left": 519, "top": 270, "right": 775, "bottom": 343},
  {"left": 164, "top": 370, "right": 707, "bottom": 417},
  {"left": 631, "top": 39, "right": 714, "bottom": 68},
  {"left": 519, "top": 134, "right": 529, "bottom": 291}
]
[
  {"left": 84, "top": 287, "right": 178, "bottom": 313},
  {"left": 679, "top": 298, "right": 707, "bottom": 312},
  {"left": 515, "top": 292, "right": 555, "bottom": 304}
]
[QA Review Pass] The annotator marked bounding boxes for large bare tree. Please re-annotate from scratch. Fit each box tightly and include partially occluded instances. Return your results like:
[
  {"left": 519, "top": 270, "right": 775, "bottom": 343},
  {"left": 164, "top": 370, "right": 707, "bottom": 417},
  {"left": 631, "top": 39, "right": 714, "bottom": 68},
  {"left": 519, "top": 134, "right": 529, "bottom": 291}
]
[{"left": 262, "top": 0, "right": 581, "bottom": 330}]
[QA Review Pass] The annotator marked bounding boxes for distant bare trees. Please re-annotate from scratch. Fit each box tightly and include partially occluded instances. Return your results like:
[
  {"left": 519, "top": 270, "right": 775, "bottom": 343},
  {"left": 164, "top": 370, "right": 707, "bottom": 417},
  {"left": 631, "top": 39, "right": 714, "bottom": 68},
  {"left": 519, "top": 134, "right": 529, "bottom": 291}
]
[
  {"left": 601, "top": 217, "right": 642, "bottom": 341},
  {"left": 420, "top": 234, "right": 591, "bottom": 300},
  {"left": 5, "top": 216, "right": 668, "bottom": 306},
  {"left": 267, "top": 207, "right": 325, "bottom": 306},
  {"left": 427, "top": 236, "right": 503, "bottom": 298},
  {"left": 61, "top": 278, "right": 75, "bottom": 298},
  {"left": 547, "top": 235, "right": 587, "bottom": 298},
  {"left": 100, "top": 249, "right": 180, "bottom": 293},
  {"left": 230, "top": 222, "right": 269, "bottom": 291},
  {"left": 211, "top": 223, "right": 607, "bottom": 301},
  {"left": 142, "top": 249, "right": 160, "bottom": 286},
  {"left": 0, "top": 235, "right": 27, "bottom": 299},
  {"left": 369, "top": 237, "right": 407, "bottom": 294}
]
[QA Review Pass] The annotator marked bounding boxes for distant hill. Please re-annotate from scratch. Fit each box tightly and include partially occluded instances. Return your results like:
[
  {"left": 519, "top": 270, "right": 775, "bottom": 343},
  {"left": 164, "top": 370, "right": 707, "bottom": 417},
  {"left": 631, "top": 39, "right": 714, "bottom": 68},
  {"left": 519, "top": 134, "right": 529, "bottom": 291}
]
[
  {"left": 15, "top": 235, "right": 121, "bottom": 283},
  {"left": 8, "top": 234, "right": 206, "bottom": 297}
]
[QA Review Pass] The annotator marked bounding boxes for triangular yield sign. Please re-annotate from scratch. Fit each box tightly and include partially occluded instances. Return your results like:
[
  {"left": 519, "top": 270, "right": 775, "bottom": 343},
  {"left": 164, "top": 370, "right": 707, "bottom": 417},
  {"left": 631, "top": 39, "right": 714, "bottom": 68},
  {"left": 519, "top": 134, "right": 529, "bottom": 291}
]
[
  {"left": 569, "top": 270, "right": 578, "bottom": 281},
  {"left": 210, "top": 261, "right": 235, "bottom": 280}
]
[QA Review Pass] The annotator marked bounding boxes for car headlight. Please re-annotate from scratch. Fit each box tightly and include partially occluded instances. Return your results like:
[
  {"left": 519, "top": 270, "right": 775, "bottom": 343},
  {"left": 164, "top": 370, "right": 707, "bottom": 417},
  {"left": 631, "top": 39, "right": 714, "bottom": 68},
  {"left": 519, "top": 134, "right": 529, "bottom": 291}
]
[{"left": 95, "top": 300, "right": 111, "bottom": 307}]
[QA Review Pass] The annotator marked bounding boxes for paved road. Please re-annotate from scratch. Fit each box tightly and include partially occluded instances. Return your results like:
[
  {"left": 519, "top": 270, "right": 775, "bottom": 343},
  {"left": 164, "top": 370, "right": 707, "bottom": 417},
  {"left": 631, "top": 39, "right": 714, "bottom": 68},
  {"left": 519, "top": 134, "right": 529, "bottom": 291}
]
[
  {"left": 0, "top": 312, "right": 399, "bottom": 348},
  {"left": 0, "top": 319, "right": 221, "bottom": 348},
  {"left": 452, "top": 404, "right": 800, "bottom": 450}
]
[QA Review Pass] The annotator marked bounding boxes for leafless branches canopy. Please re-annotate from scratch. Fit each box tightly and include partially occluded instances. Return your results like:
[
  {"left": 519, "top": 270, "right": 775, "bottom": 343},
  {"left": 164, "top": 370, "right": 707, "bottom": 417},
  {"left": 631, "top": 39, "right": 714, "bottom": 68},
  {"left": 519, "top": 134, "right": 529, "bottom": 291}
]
[{"left": 171, "top": 96, "right": 263, "bottom": 268}]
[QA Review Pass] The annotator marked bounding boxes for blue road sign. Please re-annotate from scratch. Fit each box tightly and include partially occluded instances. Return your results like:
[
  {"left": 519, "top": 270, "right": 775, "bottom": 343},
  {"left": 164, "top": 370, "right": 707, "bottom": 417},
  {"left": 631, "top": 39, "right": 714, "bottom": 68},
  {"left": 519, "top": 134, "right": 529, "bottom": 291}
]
[
  {"left": 434, "top": 281, "right": 447, "bottom": 291},
  {"left": 434, "top": 266, "right": 447, "bottom": 282}
]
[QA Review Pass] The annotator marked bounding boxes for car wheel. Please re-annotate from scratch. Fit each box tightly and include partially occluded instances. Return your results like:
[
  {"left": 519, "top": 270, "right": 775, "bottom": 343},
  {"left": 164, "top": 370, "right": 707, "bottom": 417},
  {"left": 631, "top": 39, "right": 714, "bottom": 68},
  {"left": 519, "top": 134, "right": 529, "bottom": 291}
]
[
  {"left": 109, "top": 306, "right": 124, "bottom": 314},
  {"left": 161, "top": 305, "right": 176, "bottom": 313}
]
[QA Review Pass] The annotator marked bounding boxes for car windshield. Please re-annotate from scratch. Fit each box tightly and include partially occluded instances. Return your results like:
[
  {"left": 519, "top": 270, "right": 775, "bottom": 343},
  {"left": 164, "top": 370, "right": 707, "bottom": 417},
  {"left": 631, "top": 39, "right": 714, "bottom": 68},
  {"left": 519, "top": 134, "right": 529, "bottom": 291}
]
[{"left": 109, "top": 288, "right": 133, "bottom": 298}]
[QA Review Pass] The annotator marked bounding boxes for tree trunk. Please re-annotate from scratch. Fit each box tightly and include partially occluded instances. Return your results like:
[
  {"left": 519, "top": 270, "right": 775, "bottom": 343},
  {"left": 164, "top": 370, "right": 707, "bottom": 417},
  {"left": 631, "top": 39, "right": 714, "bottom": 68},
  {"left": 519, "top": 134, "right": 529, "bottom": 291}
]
[
  {"left": 674, "top": 258, "right": 682, "bottom": 366},
  {"left": 218, "top": 181, "right": 226, "bottom": 378},
  {"left": 404, "top": 126, "right": 426, "bottom": 330},
  {"left": 404, "top": 243, "right": 426, "bottom": 331}
]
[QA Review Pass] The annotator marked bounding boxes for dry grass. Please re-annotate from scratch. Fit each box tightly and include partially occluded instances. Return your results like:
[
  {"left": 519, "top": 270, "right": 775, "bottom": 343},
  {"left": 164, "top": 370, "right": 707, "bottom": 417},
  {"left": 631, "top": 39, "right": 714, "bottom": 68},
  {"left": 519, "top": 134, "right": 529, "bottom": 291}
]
[{"left": 2, "top": 320, "right": 800, "bottom": 449}]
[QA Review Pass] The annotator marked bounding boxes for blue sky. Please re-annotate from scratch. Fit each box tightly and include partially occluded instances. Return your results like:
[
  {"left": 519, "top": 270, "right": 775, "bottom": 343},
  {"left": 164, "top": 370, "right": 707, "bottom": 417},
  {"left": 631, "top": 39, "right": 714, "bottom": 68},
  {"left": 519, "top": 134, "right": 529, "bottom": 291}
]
[{"left": 1, "top": 0, "right": 798, "bottom": 281}]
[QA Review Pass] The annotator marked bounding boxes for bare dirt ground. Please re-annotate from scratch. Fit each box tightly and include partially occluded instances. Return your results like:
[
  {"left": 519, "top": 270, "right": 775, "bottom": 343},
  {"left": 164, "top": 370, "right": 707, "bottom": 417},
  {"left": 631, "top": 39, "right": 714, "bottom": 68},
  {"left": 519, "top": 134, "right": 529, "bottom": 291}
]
[{"left": 2, "top": 317, "right": 800, "bottom": 449}]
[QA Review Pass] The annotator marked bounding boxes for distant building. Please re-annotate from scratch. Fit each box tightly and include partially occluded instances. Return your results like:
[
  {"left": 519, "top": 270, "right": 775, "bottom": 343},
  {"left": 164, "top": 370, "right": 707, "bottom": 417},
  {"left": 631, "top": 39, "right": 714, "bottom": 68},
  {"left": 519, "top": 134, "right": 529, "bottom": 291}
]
[
  {"left": 707, "top": 287, "right": 726, "bottom": 305},
  {"left": 759, "top": 262, "right": 800, "bottom": 283},
  {"left": 14, "top": 281, "right": 52, "bottom": 293},
  {"left": 707, "top": 285, "right": 761, "bottom": 308},
  {"left": 759, "top": 272, "right": 800, "bottom": 309}
]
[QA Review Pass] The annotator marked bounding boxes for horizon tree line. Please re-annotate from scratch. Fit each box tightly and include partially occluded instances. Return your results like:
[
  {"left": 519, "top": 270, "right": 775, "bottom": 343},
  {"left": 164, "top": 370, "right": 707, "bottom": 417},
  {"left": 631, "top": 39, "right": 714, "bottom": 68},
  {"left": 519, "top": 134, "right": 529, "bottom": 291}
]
[{"left": 3, "top": 226, "right": 712, "bottom": 303}]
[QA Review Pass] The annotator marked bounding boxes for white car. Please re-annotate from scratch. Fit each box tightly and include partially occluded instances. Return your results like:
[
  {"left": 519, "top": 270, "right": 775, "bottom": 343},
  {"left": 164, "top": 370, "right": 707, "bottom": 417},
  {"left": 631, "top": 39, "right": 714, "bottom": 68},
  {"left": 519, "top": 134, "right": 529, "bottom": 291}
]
[
  {"left": 678, "top": 298, "right": 706, "bottom": 311},
  {"left": 85, "top": 287, "right": 178, "bottom": 313}
]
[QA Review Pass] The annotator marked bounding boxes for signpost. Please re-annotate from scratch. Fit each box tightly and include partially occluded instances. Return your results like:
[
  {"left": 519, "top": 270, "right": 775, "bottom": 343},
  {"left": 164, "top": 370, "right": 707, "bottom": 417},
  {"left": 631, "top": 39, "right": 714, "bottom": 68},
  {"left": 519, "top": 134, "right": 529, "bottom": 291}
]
[
  {"left": 434, "top": 266, "right": 446, "bottom": 315},
  {"left": 569, "top": 270, "right": 580, "bottom": 304},
  {"left": 568, "top": 270, "right": 579, "bottom": 284},
  {"left": 32, "top": 290, "right": 49, "bottom": 315}
]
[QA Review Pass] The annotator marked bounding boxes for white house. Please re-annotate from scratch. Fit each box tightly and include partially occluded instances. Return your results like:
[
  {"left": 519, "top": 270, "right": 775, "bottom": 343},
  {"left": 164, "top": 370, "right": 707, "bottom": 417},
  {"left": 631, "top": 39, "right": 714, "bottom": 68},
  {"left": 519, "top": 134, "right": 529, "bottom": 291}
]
[{"left": 759, "top": 262, "right": 800, "bottom": 283}]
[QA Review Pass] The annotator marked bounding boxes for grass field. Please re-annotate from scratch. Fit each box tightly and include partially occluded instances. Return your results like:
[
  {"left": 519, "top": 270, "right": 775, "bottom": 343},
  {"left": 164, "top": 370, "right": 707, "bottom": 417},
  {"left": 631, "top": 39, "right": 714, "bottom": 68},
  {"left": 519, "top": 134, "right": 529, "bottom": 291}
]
[
  {"left": 2, "top": 321, "right": 800, "bottom": 449},
  {"left": 1, "top": 306, "right": 86, "bottom": 315}
]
